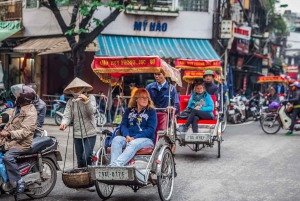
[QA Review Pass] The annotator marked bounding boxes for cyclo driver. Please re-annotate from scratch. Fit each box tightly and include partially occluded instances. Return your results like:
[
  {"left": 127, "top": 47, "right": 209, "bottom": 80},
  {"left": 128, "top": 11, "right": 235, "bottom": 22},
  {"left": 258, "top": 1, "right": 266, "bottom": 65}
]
[{"left": 0, "top": 84, "right": 37, "bottom": 195}]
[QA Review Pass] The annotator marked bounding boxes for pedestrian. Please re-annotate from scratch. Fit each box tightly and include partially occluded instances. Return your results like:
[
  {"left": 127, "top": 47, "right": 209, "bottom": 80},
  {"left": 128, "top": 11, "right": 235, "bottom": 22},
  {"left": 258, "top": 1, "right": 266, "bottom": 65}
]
[
  {"left": 129, "top": 83, "right": 138, "bottom": 97},
  {"left": 285, "top": 81, "right": 300, "bottom": 136},
  {"left": 59, "top": 77, "right": 97, "bottom": 168}
]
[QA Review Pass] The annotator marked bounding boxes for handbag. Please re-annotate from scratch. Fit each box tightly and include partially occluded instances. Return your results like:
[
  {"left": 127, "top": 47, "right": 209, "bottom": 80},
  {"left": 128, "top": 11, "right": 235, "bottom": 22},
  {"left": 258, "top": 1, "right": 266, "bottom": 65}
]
[{"left": 178, "top": 108, "right": 192, "bottom": 119}]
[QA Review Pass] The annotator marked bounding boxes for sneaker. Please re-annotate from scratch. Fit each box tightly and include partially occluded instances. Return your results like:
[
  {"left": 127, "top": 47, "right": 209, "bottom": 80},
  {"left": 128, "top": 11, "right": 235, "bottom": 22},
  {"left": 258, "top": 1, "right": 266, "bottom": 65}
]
[
  {"left": 86, "top": 186, "right": 96, "bottom": 192},
  {"left": 178, "top": 125, "right": 188, "bottom": 133},
  {"left": 285, "top": 131, "right": 294, "bottom": 136},
  {"left": 13, "top": 178, "right": 26, "bottom": 195}
]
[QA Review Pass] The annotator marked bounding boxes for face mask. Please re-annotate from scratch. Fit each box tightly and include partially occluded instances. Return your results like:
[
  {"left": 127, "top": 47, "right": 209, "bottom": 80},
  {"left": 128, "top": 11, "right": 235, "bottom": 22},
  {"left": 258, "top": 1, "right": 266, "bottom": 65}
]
[{"left": 69, "top": 87, "right": 86, "bottom": 98}]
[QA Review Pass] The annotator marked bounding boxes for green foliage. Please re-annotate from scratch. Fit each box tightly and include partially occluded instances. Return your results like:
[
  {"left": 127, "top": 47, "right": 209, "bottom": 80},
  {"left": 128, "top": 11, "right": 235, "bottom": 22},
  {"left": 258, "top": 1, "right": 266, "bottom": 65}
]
[
  {"left": 93, "top": 18, "right": 104, "bottom": 26},
  {"left": 65, "top": 28, "right": 75, "bottom": 35},
  {"left": 77, "top": 28, "right": 87, "bottom": 34}
]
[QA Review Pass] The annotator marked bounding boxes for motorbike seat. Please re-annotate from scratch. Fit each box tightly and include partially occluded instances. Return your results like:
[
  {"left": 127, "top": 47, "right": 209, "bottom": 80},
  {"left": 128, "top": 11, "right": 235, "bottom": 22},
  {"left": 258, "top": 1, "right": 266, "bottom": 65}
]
[{"left": 21, "top": 136, "right": 54, "bottom": 155}]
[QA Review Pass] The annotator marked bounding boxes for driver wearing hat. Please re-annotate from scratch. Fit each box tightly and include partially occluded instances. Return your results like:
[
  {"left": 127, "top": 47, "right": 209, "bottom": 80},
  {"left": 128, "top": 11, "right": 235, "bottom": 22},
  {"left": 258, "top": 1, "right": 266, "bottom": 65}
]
[{"left": 285, "top": 81, "right": 300, "bottom": 136}]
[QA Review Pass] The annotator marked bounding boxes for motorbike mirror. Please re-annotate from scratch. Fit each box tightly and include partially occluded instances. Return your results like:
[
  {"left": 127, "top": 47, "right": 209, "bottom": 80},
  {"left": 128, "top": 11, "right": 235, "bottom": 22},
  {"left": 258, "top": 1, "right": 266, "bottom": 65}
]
[{"left": 2, "top": 113, "right": 9, "bottom": 123}]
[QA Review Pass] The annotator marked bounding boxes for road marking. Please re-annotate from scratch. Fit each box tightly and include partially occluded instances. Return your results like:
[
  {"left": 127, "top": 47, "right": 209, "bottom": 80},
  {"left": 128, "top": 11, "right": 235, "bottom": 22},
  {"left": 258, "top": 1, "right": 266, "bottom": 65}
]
[{"left": 227, "top": 120, "right": 254, "bottom": 126}]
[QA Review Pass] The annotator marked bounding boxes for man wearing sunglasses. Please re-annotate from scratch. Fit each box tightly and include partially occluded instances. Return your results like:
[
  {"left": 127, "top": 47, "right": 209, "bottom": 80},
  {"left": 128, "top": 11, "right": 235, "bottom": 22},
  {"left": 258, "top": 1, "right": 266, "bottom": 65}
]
[{"left": 146, "top": 69, "right": 180, "bottom": 114}]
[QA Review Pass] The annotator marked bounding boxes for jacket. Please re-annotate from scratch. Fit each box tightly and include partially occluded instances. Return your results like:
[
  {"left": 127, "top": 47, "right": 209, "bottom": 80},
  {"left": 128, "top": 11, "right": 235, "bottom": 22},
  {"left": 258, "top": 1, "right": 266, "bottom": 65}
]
[
  {"left": 146, "top": 82, "right": 180, "bottom": 114},
  {"left": 61, "top": 95, "right": 97, "bottom": 139},
  {"left": 120, "top": 108, "right": 157, "bottom": 143},
  {"left": 32, "top": 96, "right": 46, "bottom": 128},
  {"left": 289, "top": 89, "right": 300, "bottom": 106},
  {"left": 1, "top": 104, "right": 37, "bottom": 151},
  {"left": 204, "top": 82, "right": 219, "bottom": 98},
  {"left": 187, "top": 92, "right": 214, "bottom": 119},
  {"left": 267, "top": 94, "right": 279, "bottom": 103}
]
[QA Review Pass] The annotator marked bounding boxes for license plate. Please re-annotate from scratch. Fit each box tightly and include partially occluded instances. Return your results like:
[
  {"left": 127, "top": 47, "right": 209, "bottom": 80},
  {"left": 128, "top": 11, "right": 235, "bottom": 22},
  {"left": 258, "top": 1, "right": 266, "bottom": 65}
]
[
  {"left": 95, "top": 168, "right": 129, "bottom": 180},
  {"left": 250, "top": 107, "right": 256, "bottom": 111},
  {"left": 185, "top": 134, "right": 206, "bottom": 142},
  {"left": 228, "top": 110, "right": 235, "bottom": 114}
]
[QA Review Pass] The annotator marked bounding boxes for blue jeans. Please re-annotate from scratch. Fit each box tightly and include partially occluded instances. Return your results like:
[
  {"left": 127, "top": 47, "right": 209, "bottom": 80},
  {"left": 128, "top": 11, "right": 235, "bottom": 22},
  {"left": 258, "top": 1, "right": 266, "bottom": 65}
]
[
  {"left": 110, "top": 136, "right": 154, "bottom": 166},
  {"left": 74, "top": 136, "right": 96, "bottom": 168}
]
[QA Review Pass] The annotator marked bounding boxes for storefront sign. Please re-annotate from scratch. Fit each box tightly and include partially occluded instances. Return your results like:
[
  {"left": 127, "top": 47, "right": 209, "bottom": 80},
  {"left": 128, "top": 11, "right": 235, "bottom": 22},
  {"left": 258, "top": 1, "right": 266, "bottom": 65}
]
[
  {"left": 134, "top": 21, "right": 168, "bottom": 32},
  {"left": 257, "top": 76, "right": 286, "bottom": 83},
  {"left": 234, "top": 25, "right": 252, "bottom": 40}
]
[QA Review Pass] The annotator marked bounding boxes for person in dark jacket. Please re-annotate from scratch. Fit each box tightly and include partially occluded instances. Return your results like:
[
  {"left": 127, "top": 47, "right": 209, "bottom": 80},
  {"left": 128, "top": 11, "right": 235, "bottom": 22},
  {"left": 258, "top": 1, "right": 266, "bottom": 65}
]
[
  {"left": 145, "top": 69, "right": 180, "bottom": 114},
  {"left": 276, "top": 83, "right": 285, "bottom": 94},
  {"left": 110, "top": 88, "right": 157, "bottom": 166},
  {"left": 203, "top": 70, "right": 219, "bottom": 98},
  {"left": 265, "top": 87, "right": 279, "bottom": 106},
  {"left": 285, "top": 82, "right": 300, "bottom": 136},
  {"left": 27, "top": 83, "right": 46, "bottom": 138}
]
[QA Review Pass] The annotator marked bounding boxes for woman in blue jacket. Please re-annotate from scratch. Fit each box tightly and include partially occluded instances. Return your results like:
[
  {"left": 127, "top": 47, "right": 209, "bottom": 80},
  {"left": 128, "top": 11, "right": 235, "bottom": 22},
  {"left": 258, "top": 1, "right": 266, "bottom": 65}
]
[
  {"left": 179, "top": 82, "right": 214, "bottom": 133},
  {"left": 110, "top": 88, "right": 157, "bottom": 167}
]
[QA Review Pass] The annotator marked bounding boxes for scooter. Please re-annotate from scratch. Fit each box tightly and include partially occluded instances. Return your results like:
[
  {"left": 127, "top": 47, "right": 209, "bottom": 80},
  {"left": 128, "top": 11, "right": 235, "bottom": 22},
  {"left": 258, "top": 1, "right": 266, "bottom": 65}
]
[
  {"left": 228, "top": 95, "right": 246, "bottom": 124},
  {"left": 261, "top": 101, "right": 300, "bottom": 134},
  {"left": 0, "top": 113, "right": 62, "bottom": 199},
  {"left": 245, "top": 94, "right": 260, "bottom": 121},
  {"left": 54, "top": 100, "right": 67, "bottom": 126}
]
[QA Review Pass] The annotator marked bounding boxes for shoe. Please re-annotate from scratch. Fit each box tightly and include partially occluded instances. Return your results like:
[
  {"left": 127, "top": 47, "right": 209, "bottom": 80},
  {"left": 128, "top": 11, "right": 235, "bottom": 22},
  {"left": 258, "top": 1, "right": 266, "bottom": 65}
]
[
  {"left": 86, "top": 185, "right": 96, "bottom": 192},
  {"left": 285, "top": 131, "right": 294, "bottom": 136},
  {"left": 13, "top": 178, "right": 26, "bottom": 195},
  {"left": 178, "top": 125, "right": 188, "bottom": 133}
]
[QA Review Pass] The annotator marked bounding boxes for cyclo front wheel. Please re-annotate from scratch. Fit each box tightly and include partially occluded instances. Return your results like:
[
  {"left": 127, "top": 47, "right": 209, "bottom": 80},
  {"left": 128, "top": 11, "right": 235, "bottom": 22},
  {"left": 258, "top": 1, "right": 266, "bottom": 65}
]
[
  {"left": 261, "top": 116, "right": 281, "bottom": 134},
  {"left": 157, "top": 148, "right": 175, "bottom": 201}
]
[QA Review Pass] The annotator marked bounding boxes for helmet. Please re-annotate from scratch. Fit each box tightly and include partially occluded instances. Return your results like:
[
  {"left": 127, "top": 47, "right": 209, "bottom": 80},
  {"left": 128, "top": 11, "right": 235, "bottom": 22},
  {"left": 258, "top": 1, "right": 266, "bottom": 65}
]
[
  {"left": 203, "top": 70, "right": 214, "bottom": 77},
  {"left": 11, "top": 84, "right": 36, "bottom": 105},
  {"left": 27, "top": 83, "right": 38, "bottom": 93},
  {"left": 269, "top": 102, "right": 280, "bottom": 112},
  {"left": 291, "top": 81, "right": 300, "bottom": 88}
]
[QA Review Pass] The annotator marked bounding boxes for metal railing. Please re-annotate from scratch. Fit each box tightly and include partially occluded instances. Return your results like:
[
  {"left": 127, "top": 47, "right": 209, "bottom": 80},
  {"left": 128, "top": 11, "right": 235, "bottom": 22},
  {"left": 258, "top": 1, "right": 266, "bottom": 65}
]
[{"left": 0, "top": 0, "right": 22, "bottom": 21}]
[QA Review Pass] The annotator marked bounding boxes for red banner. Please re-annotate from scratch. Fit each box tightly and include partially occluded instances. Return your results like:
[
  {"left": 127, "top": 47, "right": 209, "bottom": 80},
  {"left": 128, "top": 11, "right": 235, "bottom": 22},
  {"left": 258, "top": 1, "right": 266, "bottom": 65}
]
[
  {"left": 93, "top": 56, "right": 162, "bottom": 74},
  {"left": 175, "top": 59, "right": 222, "bottom": 71},
  {"left": 257, "top": 76, "right": 287, "bottom": 83},
  {"left": 183, "top": 71, "right": 221, "bottom": 84}
]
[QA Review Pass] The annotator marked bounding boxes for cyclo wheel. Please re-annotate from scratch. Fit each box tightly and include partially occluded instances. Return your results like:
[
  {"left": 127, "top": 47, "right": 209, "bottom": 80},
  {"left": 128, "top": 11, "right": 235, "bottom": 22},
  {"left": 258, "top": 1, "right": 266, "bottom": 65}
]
[
  {"left": 157, "top": 148, "right": 175, "bottom": 201},
  {"left": 95, "top": 180, "right": 114, "bottom": 200},
  {"left": 261, "top": 116, "right": 281, "bottom": 134}
]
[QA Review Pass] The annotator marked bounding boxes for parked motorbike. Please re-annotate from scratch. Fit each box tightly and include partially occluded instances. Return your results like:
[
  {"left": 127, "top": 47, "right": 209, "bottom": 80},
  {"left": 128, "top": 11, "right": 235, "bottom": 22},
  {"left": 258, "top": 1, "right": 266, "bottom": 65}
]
[
  {"left": 0, "top": 113, "right": 61, "bottom": 198},
  {"left": 54, "top": 100, "right": 67, "bottom": 126},
  {"left": 245, "top": 94, "right": 260, "bottom": 121},
  {"left": 261, "top": 101, "right": 298, "bottom": 134},
  {"left": 228, "top": 95, "right": 246, "bottom": 124}
]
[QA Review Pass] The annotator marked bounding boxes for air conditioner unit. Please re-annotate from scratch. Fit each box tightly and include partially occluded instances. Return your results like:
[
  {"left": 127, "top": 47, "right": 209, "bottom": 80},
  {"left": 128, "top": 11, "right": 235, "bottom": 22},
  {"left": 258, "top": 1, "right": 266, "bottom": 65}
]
[{"left": 220, "top": 20, "right": 233, "bottom": 39}]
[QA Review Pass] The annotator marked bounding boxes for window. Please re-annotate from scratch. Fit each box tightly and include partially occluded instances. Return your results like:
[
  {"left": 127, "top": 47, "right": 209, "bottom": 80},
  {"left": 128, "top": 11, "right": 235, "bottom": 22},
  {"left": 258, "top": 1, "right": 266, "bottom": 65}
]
[
  {"left": 178, "top": 0, "right": 208, "bottom": 12},
  {"left": 133, "top": 0, "right": 173, "bottom": 9},
  {"left": 26, "top": 0, "right": 37, "bottom": 8}
]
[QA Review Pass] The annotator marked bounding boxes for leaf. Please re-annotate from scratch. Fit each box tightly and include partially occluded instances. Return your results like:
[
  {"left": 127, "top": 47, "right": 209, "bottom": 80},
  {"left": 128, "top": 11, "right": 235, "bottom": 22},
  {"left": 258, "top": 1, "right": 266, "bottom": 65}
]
[
  {"left": 93, "top": 18, "right": 104, "bottom": 26},
  {"left": 77, "top": 28, "right": 87, "bottom": 34},
  {"left": 64, "top": 29, "right": 75, "bottom": 35}
]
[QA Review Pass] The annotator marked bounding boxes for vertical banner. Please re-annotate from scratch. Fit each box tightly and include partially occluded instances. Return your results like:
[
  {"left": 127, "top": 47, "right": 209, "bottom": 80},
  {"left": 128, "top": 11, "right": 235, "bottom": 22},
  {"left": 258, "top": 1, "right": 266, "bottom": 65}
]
[{"left": 243, "top": 76, "right": 247, "bottom": 91}]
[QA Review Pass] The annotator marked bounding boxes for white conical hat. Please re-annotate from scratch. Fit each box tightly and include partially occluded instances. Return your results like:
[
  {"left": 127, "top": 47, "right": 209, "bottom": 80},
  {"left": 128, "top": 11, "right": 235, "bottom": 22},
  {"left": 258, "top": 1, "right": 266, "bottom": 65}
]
[{"left": 63, "top": 77, "right": 93, "bottom": 94}]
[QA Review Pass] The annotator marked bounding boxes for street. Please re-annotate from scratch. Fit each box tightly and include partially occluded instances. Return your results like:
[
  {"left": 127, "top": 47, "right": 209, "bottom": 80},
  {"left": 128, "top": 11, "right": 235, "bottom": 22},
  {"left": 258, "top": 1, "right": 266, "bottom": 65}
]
[{"left": 1, "top": 121, "right": 300, "bottom": 201}]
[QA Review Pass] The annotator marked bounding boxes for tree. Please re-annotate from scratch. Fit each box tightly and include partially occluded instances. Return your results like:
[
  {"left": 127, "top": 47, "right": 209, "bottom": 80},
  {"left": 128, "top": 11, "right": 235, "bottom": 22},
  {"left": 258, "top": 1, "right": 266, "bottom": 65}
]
[{"left": 40, "top": 0, "right": 129, "bottom": 78}]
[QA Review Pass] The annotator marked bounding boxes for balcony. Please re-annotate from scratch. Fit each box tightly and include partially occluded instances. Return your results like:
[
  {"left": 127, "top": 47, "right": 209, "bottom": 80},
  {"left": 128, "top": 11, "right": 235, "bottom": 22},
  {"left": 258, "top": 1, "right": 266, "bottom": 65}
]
[{"left": 0, "top": 0, "right": 22, "bottom": 21}]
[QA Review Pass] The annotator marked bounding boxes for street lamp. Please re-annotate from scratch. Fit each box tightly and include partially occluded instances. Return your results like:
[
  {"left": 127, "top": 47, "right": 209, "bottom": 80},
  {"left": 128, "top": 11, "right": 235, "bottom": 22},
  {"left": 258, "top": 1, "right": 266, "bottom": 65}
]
[{"left": 266, "top": 4, "right": 288, "bottom": 26}]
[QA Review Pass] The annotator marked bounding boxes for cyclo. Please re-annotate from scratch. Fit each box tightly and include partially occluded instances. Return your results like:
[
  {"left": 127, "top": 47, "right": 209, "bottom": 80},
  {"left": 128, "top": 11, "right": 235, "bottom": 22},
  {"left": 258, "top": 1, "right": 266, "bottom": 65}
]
[
  {"left": 89, "top": 56, "right": 181, "bottom": 201},
  {"left": 174, "top": 59, "right": 223, "bottom": 157}
]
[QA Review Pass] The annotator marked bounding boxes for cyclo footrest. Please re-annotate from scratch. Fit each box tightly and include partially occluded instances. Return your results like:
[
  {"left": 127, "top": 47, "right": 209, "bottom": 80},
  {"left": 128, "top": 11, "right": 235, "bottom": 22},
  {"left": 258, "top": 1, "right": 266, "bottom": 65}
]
[{"left": 89, "top": 166, "right": 148, "bottom": 185}]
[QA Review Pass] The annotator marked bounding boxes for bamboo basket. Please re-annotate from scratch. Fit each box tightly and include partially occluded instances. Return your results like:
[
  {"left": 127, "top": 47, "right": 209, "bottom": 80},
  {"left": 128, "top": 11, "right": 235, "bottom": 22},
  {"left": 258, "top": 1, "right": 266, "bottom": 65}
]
[{"left": 62, "top": 168, "right": 94, "bottom": 188}]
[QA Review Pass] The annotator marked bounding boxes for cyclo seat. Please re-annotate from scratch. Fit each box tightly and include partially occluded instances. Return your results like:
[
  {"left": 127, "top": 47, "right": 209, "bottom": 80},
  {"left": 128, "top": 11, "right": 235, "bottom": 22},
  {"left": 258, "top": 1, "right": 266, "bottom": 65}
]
[
  {"left": 106, "top": 112, "right": 168, "bottom": 155},
  {"left": 21, "top": 136, "right": 54, "bottom": 155}
]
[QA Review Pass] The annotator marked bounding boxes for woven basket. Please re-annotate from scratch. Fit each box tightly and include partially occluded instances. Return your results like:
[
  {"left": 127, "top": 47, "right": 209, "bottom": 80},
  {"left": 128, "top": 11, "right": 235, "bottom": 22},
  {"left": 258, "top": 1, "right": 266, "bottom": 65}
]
[{"left": 62, "top": 168, "right": 94, "bottom": 189}]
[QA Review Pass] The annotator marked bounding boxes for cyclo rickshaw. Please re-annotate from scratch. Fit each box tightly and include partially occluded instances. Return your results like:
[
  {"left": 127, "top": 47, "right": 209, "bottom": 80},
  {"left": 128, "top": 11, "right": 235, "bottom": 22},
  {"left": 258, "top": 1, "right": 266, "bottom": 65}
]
[
  {"left": 257, "top": 76, "right": 288, "bottom": 124},
  {"left": 174, "top": 59, "right": 223, "bottom": 157},
  {"left": 88, "top": 56, "right": 182, "bottom": 201}
]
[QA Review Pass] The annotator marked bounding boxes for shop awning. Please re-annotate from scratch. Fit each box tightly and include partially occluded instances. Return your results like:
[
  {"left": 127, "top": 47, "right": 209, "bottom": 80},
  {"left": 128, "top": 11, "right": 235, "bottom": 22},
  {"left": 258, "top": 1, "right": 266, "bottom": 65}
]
[
  {"left": 13, "top": 36, "right": 99, "bottom": 54},
  {"left": 0, "top": 21, "right": 21, "bottom": 42},
  {"left": 96, "top": 35, "right": 220, "bottom": 60}
]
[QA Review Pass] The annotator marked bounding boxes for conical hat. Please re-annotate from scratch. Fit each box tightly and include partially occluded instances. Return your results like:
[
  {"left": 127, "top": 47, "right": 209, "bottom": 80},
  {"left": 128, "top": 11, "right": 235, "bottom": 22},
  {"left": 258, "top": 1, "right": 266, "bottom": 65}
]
[{"left": 63, "top": 77, "right": 93, "bottom": 94}]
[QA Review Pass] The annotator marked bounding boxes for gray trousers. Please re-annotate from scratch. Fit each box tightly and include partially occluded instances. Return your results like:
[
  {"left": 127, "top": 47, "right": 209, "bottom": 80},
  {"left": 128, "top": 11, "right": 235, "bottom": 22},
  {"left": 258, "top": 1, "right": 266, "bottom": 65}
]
[{"left": 3, "top": 148, "right": 22, "bottom": 185}]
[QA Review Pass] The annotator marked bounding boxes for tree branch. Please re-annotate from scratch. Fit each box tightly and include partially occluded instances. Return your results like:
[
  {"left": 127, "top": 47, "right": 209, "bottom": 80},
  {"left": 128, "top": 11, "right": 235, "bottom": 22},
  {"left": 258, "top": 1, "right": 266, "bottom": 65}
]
[
  {"left": 70, "top": 2, "right": 80, "bottom": 28},
  {"left": 79, "top": 0, "right": 100, "bottom": 30}
]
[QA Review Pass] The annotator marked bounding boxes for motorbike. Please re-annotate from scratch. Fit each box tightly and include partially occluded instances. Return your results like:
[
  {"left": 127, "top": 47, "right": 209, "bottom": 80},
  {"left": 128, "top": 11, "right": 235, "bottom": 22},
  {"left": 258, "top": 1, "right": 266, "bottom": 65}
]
[
  {"left": 261, "top": 101, "right": 299, "bottom": 134},
  {"left": 245, "top": 94, "right": 260, "bottom": 121},
  {"left": 228, "top": 94, "right": 246, "bottom": 124},
  {"left": 54, "top": 100, "right": 67, "bottom": 126},
  {"left": 0, "top": 113, "right": 62, "bottom": 198}
]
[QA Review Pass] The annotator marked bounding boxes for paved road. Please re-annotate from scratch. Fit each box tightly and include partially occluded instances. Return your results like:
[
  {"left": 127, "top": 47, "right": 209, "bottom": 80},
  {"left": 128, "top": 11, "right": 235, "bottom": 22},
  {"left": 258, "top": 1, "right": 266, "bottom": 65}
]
[{"left": 1, "top": 121, "right": 300, "bottom": 201}]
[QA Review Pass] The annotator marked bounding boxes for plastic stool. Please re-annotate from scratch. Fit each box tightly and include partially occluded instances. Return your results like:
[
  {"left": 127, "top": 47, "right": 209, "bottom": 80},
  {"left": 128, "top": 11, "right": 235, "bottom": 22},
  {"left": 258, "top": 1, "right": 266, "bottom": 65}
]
[{"left": 50, "top": 109, "right": 55, "bottom": 118}]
